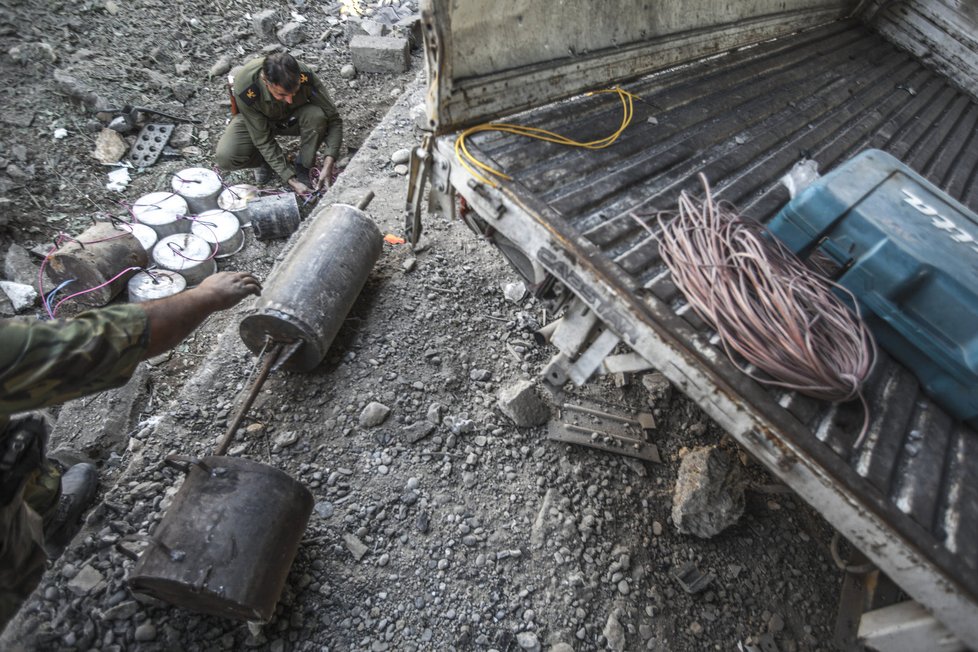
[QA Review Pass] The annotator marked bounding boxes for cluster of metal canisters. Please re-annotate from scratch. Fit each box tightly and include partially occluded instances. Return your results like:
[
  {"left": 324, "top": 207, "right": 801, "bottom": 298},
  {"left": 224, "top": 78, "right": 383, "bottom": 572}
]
[{"left": 45, "top": 168, "right": 303, "bottom": 307}]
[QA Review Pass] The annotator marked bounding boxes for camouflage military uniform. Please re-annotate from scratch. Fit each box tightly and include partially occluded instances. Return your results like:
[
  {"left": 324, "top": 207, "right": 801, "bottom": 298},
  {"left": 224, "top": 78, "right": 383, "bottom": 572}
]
[
  {"left": 0, "top": 304, "right": 148, "bottom": 628},
  {"left": 215, "top": 57, "right": 343, "bottom": 184}
]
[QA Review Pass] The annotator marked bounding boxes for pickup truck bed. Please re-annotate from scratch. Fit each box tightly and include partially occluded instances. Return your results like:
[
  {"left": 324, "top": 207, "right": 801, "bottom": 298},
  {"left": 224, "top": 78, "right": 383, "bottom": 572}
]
[{"left": 433, "top": 18, "right": 978, "bottom": 644}]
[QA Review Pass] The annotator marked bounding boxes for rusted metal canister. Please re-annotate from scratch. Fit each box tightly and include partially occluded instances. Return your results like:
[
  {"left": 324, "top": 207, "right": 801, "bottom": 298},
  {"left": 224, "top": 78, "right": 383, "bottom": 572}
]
[
  {"left": 217, "top": 184, "right": 259, "bottom": 225},
  {"left": 152, "top": 233, "right": 216, "bottom": 286},
  {"left": 249, "top": 193, "right": 300, "bottom": 240},
  {"left": 192, "top": 210, "right": 244, "bottom": 258},
  {"left": 239, "top": 200, "right": 382, "bottom": 371},
  {"left": 45, "top": 222, "right": 148, "bottom": 306},
  {"left": 171, "top": 167, "right": 222, "bottom": 214},
  {"left": 127, "top": 269, "right": 187, "bottom": 303},
  {"left": 127, "top": 456, "right": 313, "bottom": 622}
]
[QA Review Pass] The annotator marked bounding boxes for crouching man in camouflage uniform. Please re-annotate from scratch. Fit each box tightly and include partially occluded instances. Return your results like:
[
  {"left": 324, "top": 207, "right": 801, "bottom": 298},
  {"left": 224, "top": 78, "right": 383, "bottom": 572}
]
[
  {"left": 215, "top": 52, "right": 343, "bottom": 195},
  {"left": 0, "top": 271, "right": 262, "bottom": 631}
]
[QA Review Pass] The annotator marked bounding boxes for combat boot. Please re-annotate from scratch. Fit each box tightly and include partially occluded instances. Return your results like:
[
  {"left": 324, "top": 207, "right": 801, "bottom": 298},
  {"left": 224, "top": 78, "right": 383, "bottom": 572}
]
[
  {"left": 254, "top": 158, "right": 274, "bottom": 185},
  {"left": 43, "top": 462, "right": 97, "bottom": 559},
  {"left": 294, "top": 161, "right": 312, "bottom": 187}
]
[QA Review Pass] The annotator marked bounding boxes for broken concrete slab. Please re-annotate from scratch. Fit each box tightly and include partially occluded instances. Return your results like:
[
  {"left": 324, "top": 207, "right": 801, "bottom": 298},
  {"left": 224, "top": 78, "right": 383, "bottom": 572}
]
[
  {"left": 672, "top": 446, "right": 745, "bottom": 538},
  {"left": 350, "top": 35, "right": 410, "bottom": 73},
  {"left": 497, "top": 379, "right": 550, "bottom": 427}
]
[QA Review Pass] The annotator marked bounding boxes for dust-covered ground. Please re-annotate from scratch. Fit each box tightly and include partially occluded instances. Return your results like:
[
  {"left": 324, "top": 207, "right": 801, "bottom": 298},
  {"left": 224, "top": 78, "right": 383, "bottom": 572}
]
[{"left": 0, "top": 1, "right": 852, "bottom": 651}]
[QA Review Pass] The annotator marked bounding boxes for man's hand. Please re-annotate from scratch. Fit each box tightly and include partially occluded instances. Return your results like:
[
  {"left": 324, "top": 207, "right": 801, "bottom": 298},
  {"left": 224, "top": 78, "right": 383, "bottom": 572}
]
[
  {"left": 196, "top": 271, "right": 263, "bottom": 310},
  {"left": 141, "top": 271, "right": 262, "bottom": 357},
  {"left": 288, "top": 177, "right": 311, "bottom": 195},
  {"left": 314, "top": 156, "right": 335, "bottom": 192}
]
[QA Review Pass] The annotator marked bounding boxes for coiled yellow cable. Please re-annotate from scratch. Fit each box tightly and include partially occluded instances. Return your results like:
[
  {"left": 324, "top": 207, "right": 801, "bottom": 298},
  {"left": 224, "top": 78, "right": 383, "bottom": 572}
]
[{"left": 454, "top": 87, "right": 638, "bottom": 188}]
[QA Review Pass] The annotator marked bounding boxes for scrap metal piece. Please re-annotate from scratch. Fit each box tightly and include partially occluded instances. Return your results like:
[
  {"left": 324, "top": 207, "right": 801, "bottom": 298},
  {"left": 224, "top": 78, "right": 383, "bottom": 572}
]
[
  {"left": 129, "top": 123, "right": 174, "bottom": 167},
  {"left": 673, "top": 561, "right": 715, "bottom": 594},
  {"left": 547, "top": 398, "right": 660, "bottom": 462}
]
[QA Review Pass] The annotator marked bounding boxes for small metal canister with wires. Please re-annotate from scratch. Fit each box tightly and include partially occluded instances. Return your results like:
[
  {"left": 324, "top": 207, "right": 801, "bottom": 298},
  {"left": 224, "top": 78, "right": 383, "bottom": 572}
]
[{"left": 239, "top": 192, "right": 382, "bottom": 371}]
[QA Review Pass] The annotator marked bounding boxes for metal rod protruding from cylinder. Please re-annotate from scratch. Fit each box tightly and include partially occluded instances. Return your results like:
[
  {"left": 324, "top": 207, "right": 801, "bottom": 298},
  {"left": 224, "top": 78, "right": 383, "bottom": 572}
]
[
  {"left": 215, "top": 342, "right": 283, "bottom": 456},
  {"left": 357, "top": 191, "right": 375, "bottom": 211}
]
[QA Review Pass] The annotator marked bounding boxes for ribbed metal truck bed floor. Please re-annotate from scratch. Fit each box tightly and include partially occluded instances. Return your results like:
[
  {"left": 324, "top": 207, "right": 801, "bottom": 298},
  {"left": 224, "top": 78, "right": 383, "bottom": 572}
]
[{"left": 463, "top": 19, "right": 978, "bottom": 608}]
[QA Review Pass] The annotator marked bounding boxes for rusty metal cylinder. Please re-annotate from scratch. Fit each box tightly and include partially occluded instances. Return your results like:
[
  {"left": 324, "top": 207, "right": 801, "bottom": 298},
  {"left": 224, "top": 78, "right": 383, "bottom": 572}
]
[
  {"left": 239, "top": 200, "right": 382, "bottom": 372},
  {"left": 127, "top": 455, "right": 313, "bottom": 622},
  {"left": 45, "top": 222, "right": 148, "bottom": 306}
]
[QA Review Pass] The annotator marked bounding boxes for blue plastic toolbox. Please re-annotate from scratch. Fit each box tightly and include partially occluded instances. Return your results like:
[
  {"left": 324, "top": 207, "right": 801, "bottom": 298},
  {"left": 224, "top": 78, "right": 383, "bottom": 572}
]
[{"left": 768, "top": 149, "right": 978, "bottom": 427}]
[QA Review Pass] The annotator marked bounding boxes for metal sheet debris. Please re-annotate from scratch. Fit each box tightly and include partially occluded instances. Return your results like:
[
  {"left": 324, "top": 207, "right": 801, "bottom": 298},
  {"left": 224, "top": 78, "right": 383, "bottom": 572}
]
[
  {"left": 547, "top": 398, "right": 660, "bottom": 462},
  {"left": 129, "top": 123, "right": 174, "bottom": 167}
]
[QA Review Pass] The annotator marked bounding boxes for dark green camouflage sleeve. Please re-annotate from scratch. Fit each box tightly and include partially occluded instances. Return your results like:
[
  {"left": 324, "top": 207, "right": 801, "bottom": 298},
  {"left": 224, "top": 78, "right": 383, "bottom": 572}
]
[{"left": 0, "top": 304, "right": 149, "bottom": 418}]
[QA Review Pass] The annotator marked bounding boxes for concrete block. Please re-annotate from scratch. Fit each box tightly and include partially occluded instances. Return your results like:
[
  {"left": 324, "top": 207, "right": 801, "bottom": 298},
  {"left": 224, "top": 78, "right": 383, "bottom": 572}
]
[{"left": 350, "top": 35, "right": 410, "bottom": 73}]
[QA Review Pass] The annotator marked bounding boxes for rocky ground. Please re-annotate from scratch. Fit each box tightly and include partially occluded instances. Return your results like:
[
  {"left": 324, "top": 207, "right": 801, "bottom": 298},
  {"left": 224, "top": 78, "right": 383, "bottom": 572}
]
[{"left": 1, "top": 1, "right": 853, "bottom": 650}]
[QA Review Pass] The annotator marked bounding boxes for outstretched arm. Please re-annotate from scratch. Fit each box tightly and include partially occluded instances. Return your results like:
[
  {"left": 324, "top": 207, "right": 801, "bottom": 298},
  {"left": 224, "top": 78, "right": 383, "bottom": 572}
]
[{"left": 141, "top": 271, "right": 262, "bottom": 357}]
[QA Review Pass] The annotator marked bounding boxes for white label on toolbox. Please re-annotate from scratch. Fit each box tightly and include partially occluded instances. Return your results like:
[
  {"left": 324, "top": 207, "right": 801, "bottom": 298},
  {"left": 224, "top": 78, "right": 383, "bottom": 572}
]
[{"left": 901, "top": 188, "right": 978, "bottom": 254}]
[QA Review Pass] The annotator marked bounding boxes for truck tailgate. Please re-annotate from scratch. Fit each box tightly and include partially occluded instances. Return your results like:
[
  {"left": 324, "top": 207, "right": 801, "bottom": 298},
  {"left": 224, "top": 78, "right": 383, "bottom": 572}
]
[{"left": 435, "top": 19, "right": 978, "bottom": 643}]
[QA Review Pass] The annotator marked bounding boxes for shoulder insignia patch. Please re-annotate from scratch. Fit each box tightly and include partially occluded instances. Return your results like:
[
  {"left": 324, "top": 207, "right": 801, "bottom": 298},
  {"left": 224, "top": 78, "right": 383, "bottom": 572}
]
[
  {"left": 299, "top": 73, "right": 309, "bottom": 85},
  {"left": 239, "top": 84, "right": 260, "bottom": 106}
]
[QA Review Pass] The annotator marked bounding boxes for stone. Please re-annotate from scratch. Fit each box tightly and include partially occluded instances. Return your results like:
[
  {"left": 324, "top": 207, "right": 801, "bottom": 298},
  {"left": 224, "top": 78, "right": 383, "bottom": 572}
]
[
  {"left": 277, "top": 22, "right": 306, "bottom": 46},
  {"left": 208, "top": 55, "right": 231, "bottom": 79},
  {"left": 410, "top": 103, "right": 429, "bottom": 131},
  {"left": 469, "top": 368, "right": 491, "bottom": 382},
  {"left": 516, "top": 631, "right": 540, "bottom": 651},
  {"left": 391, "top": 148, "right": 411, "bottom": 165},
  {"left": 550, "top": 645, "right": 575, "bottom": 652},
  {"left": 349, "top": 35, "right": 410, "bottom": 74},
  {"left": 169, "top": 123, "right": 193, "bottom": 148},
  {"left": 93, "top": 128, "right": 128, "bottom": 164},
  {"left": 340, "top": 64, "right": 356, "bottom": 80},
  {"left": 503, "top": 281, "right": 526, "bottom": 303},
  {"left": 641, "top": 372, "right": 672, "bottom": 405},
  {"left": 343, "top": 533, "right": 369, "bottom": 561},
  {"left": 253, "top": 9, "right": 278, "bottom": 41},
  {"left": 603, "top": 608, "right": 627, "bottom": 652},
  {"left": 0, "top": 280, "right": 37, "bottom": 312},
  {"left": 395, "top": 15, "right": 423, "bottom": 49},
  {"left": 314, "top": 501, "right": 334, "bottom": 518},
  {"left": 53, "top": 69, "right": 106, "bottom": 109},
  {"left": 672, "top": 446, "right": 745, "bottom": 538},
  {"left": 274, "top": 430, "right": 299, "bottom": 448},
  {"left": 134, "top": 622, "right": 157, "bottom": 642},
  {"left": 393, "top": 164, "right": 408, "bottom": 175},
  {"left": 497, "top": 380, "right": 550, "bottom": 427},
  {"left": 361, "top": 19, "right": 389, "bottom": 37},
  {"left": 403, "top": 420, "right": 434, "bottom": 443},
  {"left": 359, "top": 401, "right": 391, "bottom": 427},
  {"left": 4, "top": 244, "right": 38, "bottom": 286},
  {"left": 66, "top": 564, "right": 105, "bottom": 596},
  {"left": 426, "top": 403, "right": 444, "bottom": 425},
  {"left": 8, "top": 42, "right": 57, "bottom": 65}
]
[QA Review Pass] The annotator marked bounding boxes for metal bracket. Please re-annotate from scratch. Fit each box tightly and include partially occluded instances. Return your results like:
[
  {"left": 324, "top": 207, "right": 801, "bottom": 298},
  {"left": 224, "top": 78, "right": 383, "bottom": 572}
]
[
  {"left": 466, "top": 178, "right": 505, "bottom": 218},
  {"left": 404, "top": 135, "right": 433, "bottom": 246},
  {"left": 428, "top": 151, "right": 455, "bottom": 222}
]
